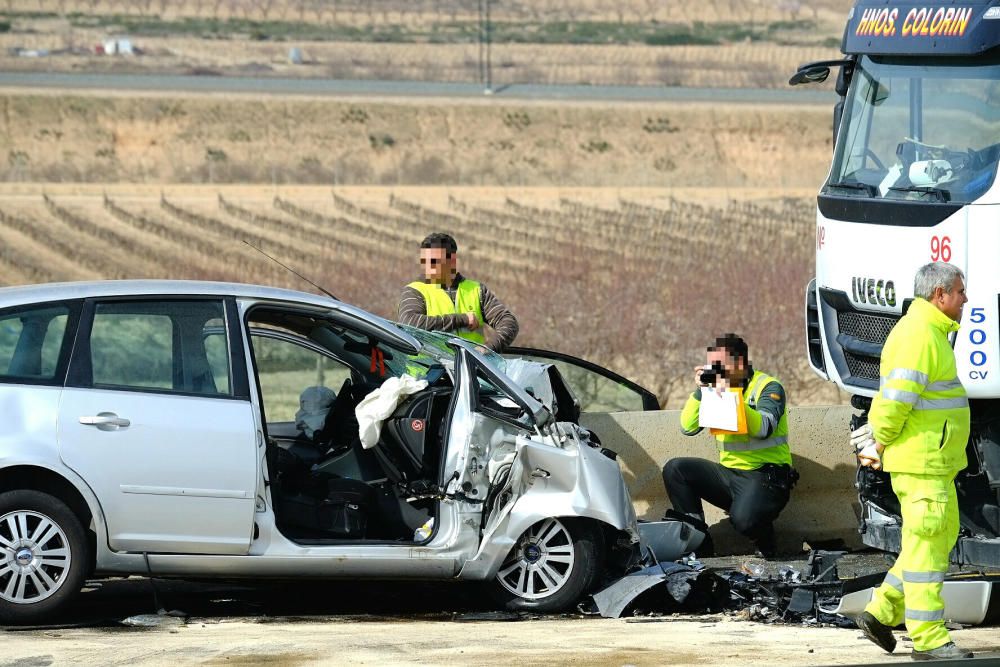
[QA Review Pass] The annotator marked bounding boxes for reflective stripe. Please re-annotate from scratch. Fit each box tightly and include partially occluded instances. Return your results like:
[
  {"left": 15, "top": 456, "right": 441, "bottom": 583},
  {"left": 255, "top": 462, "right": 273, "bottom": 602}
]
[
  {"left": 884, "top": 571, "right": 904, "bottom": 592},
  {"left": 925, "top": 378, "right": 964, "bottom": 392},
  {"left": 886, "top": 368, "right": 929, "bottom": 385},
  {"left": 903, "top": 570, "right": 946, "bottom": 584},
  {"left": 722, "top": 436, "right": 788, "bottom": 452},
  {"left": 882, "top": 387, "right": 919, "bottom": 404},
  {"left": 757, "top": 412, "right": 776, "bottom": 438},
  {"left": 915, "top": 396, "right": 969, "bottom": 410},
  {"left": 906, "top": 608, "right": 945, "bottom": 622}
]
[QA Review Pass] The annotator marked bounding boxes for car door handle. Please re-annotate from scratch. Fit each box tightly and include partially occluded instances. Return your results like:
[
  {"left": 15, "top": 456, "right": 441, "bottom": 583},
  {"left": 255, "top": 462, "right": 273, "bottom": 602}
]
[{"left": 79, "top": 413, "right": 131, "bottom": 430}]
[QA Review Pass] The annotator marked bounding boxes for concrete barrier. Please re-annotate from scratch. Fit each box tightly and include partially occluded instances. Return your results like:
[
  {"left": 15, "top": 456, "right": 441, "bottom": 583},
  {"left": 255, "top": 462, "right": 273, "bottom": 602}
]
[{"left": 580, "top": 405, "right": 861, "bottom": 555}]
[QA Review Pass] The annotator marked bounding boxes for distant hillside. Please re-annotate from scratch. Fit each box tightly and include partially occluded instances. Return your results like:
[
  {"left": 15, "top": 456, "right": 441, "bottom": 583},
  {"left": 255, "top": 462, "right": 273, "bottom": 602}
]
[{"left": 0, "top": 1, "right": 853, "bottom": 87}]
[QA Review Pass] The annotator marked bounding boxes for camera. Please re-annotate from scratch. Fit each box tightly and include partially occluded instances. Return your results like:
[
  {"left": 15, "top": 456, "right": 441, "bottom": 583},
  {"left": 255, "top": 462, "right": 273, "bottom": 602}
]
[{"left": 700, "top": 362, "right": 727, "bottom": 386}]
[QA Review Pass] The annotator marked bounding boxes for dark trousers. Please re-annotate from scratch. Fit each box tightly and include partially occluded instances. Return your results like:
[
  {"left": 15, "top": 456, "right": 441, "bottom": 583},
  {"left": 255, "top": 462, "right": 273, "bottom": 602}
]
[{"left": 662, "top": 457, "right": 792, "bottom": 549}]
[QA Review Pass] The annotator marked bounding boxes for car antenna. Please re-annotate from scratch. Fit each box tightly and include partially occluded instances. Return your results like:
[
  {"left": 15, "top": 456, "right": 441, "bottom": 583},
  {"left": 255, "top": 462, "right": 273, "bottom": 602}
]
[{"left": 242, "top": 240, "right": 338, "bottom": 300}]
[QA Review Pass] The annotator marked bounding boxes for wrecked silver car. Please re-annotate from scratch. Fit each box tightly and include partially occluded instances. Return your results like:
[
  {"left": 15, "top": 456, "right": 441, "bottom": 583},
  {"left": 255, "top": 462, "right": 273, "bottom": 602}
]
[{"left": 0, "top": 280, "right": 639, "bottom": 623}]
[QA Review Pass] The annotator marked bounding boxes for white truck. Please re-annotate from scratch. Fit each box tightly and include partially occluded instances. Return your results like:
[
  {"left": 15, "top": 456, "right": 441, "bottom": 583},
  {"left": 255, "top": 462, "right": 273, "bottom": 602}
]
[{"left": 791, "top": 0, "right": 1000, "bottom": 567}]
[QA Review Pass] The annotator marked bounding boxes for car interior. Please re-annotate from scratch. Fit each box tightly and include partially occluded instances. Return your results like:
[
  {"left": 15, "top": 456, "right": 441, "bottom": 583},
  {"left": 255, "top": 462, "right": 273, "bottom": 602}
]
[{"left": 245, "top": 307, "right": 455, "bottom": 545}]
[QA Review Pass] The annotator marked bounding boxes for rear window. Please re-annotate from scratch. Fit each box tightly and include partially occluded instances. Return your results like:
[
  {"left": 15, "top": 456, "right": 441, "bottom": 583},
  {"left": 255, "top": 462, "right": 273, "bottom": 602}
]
[
  {"left": 0, "top": 303, "right": 74, "bottom": 384},
  {"left": 83, "top": 300, "right": 233, "bottom": 397}
]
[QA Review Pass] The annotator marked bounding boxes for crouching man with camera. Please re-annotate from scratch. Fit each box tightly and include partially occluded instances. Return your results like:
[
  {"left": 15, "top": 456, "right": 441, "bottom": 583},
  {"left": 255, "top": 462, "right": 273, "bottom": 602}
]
[{"left": 661, "top": 333, "right": 798, "bottom": 557}]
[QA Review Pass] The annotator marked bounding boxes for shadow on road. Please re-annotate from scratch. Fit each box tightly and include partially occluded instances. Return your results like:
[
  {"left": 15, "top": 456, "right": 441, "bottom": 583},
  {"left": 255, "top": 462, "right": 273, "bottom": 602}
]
[{"left": 5, "top": 578, "right": 505, "bottom": 630}]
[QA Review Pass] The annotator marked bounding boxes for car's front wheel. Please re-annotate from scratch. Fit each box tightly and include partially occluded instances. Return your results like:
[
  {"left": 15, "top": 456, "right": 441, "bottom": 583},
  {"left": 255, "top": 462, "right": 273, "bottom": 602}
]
[
  {"left": 490, "top": 517, "right": 605, "bottom": 612},
  {"left": 0, "top": 490, "right": 89, "bottom": 624}
]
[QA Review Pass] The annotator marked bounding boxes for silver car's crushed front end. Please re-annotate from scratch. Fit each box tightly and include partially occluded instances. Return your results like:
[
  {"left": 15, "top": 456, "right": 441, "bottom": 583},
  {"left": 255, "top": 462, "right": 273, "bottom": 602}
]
[{"left": 457, "top": 412, "right": 638, "bottom": 580}]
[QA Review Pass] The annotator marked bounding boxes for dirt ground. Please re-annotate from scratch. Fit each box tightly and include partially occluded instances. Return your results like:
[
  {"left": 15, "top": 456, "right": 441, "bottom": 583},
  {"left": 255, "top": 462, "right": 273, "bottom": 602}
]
[{"left": 0, "top": 88, "right": 834, "bottom": 187}]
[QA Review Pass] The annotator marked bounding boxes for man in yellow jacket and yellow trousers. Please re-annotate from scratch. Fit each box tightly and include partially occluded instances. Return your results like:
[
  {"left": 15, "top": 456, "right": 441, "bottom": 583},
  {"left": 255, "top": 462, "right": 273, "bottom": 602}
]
[{"left": 854, "top": 261, "right": 973, "bottom": 661}]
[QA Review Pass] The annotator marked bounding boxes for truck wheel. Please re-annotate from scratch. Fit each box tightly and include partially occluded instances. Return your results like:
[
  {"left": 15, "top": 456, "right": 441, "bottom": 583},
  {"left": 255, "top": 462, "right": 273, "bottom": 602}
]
[
  {"left": 0, "top": 490, "right": 89, "bottom": 624},
  {"left": 490, "top": 517, "right": 605, "bottom": 612}
]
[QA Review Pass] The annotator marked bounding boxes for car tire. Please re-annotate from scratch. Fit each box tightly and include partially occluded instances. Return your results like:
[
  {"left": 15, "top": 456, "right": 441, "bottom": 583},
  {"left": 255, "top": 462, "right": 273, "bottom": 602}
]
[
  {"left": 0, "top": 490, "right": 89, "bottom": 624},
  {"left": 489, "top": 517, "right": 605, "bottom": 613}
]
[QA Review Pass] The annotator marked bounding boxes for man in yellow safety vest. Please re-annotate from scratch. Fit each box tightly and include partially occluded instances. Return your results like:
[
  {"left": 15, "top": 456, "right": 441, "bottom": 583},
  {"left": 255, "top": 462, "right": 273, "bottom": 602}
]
[
  {"left": 663, "top": 333, "right": 797, "bottom": 557},
  {"left": 398, "top": 232, "right": 518, "bottom": 352},
  {"left": 854, "top": 262, "right": 973, "bottom": 661}
]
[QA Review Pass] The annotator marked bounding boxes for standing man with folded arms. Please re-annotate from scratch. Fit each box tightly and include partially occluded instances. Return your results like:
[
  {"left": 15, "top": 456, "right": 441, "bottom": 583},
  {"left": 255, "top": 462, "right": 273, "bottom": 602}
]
[
  {"left": 398, "top": 232, "right": 518, "bottom": 352},
  {"left": 853, "top": 261, "right": 973, "bottom": 662}
]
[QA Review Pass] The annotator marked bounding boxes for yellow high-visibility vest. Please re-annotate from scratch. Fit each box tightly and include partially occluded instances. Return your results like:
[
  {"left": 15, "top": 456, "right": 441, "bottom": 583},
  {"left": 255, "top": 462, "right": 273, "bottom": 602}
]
[
  {"left": 680, "top": 370, "right": 792, "bottom": 470},
  {"left": 408, "top": 279, "right": 485, "bottom": 344}
]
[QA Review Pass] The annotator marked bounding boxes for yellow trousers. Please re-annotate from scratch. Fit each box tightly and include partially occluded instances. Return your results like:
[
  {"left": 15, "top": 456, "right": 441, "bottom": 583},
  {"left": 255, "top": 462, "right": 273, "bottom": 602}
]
[{"left": 864, "top": 471, "right": 959, "bottom": 651}]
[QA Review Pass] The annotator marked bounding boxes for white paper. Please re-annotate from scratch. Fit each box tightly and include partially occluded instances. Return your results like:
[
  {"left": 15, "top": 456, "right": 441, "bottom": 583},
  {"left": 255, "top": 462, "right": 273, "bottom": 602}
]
[{"left": 698, "top": 387, "right": 739, "bottom": 431}]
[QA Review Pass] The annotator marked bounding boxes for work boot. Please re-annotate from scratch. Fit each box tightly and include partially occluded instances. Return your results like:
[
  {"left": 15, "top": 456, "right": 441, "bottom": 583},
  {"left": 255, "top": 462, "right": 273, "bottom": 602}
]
[
  {"left": 855, "top": 611, "right": 896, "bottom": 654},
  {"left": 911, "top": 642, "right": 973, "bottom": 661}
]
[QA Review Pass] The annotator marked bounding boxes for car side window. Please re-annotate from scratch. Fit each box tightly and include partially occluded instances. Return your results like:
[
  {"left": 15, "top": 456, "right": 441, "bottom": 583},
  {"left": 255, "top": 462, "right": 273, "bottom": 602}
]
[
  {"left": 251, "top": 332, "right": 353, "bottom": 422},
  {"left": 0, "top": 303, "right": 74, "bottom": 383},
  {"left": 82, "top": 300, "right": 233, "bottom": 397}
]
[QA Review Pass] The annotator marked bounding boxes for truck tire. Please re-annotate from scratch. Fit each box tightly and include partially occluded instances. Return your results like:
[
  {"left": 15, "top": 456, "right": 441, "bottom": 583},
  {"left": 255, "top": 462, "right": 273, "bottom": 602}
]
[
  {"left": 0, "top": 490, "right": 89, "bottom": 624},
  {"left": 489, "top": 517, "right": 605, "bottom": 613}
]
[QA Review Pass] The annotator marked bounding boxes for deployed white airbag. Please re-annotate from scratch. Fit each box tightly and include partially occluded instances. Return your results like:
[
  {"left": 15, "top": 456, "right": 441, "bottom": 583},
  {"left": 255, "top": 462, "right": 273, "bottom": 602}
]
[{"left": 355, "top": 375, "right": 428, "bottom": 448}]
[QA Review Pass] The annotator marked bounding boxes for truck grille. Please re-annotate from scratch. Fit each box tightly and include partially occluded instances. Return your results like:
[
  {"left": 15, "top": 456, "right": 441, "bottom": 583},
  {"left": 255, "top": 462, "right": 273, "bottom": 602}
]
[
  {"left": 837, "top": 310, "right": 899, "bottom": 382},
  {"left": 837, "top": 310, "right": 897, "bottom": 345},
  {"left": 845, "top": 352, "right": 881, "bottom": 381}
]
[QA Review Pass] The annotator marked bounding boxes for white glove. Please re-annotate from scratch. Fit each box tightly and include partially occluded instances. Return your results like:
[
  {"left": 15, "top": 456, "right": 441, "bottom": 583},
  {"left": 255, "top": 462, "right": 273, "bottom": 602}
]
[
  {"left": 850, "top": 423, "right": 874, "bottom": 449},
  {"left": 851, "top": 423, "right": 884, "bottom": 470}
]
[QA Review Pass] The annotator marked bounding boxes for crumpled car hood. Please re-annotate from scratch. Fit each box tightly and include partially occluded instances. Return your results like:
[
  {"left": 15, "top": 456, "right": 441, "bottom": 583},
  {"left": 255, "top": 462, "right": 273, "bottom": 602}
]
[{"left": 501, "top": 358, "right": 581, "bottom": 423}]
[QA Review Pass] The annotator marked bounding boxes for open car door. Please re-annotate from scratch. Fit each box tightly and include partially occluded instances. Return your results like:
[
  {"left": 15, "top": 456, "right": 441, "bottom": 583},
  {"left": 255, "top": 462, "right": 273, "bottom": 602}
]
[{"left": 502, "top": 347, "right": 658, "bottom": 413}]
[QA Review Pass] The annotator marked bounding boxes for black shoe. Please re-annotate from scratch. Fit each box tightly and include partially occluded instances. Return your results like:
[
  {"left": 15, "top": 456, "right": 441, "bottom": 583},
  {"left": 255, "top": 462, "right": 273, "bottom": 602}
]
[
  {"left": 911, "top": 642, "right": 973, "bottom": 661},
  {"left": 856, "top": 611, "right": 896, "bottom": 654}
]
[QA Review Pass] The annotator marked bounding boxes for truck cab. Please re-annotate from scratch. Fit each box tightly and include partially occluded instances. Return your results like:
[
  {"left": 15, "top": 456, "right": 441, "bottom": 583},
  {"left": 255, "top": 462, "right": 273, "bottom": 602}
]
[{"left": 792, "top": 0, "right": 1000, "bottom": 567}]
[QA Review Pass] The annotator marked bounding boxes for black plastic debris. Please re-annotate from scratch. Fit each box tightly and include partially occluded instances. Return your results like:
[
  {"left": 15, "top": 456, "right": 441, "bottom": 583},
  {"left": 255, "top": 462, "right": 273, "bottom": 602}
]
[
  {"left": 720, "top": 550, "right": 856, "bottom": 627},
  {"left": 591, "top": 559, "right": 729, "bottom": 618},
  {"left": 590, "top": 548, "right": 859, "bottom": 626}
]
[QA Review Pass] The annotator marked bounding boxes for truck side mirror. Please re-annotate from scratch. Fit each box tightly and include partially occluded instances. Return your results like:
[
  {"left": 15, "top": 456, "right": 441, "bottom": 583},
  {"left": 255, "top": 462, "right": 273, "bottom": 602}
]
[{"left": 789, "top": 65, "right": 830, "bottom": 86}]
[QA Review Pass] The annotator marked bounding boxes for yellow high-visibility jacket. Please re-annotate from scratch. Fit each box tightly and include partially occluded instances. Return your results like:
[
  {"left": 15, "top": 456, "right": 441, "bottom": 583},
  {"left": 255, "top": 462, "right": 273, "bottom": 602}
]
[
  {"left": 680, "top": 370, "right": 792, "bottom": 470},
  {"left": 870, "top": 297, "right": 970, "bottom": 476}
]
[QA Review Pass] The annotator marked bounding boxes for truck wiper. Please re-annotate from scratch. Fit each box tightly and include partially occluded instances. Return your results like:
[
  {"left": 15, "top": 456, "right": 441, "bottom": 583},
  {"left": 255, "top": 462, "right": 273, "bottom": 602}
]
[
  {"left": 827, "top": 180, "right": 878, "bottom": 196},
  {"left": 887, "top": 185, "right": 951, "bottom": 202}
]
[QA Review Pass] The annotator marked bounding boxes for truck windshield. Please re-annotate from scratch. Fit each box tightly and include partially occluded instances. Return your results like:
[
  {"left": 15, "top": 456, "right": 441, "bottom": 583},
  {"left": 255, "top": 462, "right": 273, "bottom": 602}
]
[{"left": 828, "top": 54, "right": 1000, "bottom": 204}]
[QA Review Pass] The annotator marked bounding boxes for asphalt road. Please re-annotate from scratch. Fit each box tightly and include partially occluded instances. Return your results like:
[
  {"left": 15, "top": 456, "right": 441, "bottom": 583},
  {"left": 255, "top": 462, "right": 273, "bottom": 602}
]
[
  {"left": 2, "top": 575, "right": 999, "bottom": 667},
  {"left": 0, "top": 71, "right": 837, "bottom": 105}
]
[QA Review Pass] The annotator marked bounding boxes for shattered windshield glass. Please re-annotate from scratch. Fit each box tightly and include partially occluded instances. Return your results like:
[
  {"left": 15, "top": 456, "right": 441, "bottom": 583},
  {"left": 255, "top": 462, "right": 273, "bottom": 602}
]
[
  {"left": 395, "top": 324, "right": 508, "bottom": 378},
  {"left": 828, "top": 54, "right": 1000, "bottom": 204}
]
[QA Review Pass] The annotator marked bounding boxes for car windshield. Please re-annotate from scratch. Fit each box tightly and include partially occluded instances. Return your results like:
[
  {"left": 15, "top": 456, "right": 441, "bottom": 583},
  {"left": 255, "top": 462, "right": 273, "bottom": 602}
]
[
  {"left": 394, "top": 324, "right": 509, "bottom": 377},
  {"left": 828, "top": 54, "right": 1000, "bottom": 204}
]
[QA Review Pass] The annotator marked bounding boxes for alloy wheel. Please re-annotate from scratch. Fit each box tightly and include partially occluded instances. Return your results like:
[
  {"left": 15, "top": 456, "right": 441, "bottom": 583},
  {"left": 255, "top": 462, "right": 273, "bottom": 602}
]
[
  {"left": 496, "top": 518, "right": 576, "bottom": 600},
  {"left": 0, "top": 510, "right": 72, "bottom": 605}
]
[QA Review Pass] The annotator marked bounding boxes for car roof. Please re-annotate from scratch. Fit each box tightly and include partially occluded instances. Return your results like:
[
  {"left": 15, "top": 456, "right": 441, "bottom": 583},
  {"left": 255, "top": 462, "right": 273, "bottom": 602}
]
[
  {"left": 0, "top": 279, "right": 338, "bottom": 309},
  {"left": 0, "top": 280, "right": 423, "bottom": 354}
]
